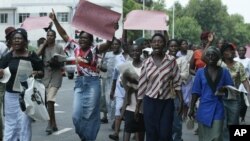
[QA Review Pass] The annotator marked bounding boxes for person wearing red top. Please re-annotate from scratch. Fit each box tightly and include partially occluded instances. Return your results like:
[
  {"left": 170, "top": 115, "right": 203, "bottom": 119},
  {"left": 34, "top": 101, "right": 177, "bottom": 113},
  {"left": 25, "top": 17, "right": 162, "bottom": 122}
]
[
  {"left": 49, "top": 10, "right": 114, "bottom": 141},
  {"left": 189, "top": 32, "right": 213, "bottom": 75}
]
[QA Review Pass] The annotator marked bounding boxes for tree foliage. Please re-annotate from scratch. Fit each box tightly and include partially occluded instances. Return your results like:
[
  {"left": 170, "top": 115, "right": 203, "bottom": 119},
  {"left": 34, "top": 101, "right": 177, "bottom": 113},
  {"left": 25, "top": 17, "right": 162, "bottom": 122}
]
[
  {"left": 173, "top": 16, "right": 202, "bottom": 44},
  {"left": 124, "top": 0, "right": 250, "bottom": 46}
]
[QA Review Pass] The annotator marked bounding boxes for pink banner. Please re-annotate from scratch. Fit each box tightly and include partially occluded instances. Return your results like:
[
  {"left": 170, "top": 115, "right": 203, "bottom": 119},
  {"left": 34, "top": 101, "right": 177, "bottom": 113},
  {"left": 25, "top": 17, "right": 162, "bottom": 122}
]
[
  {"left": 124, "top": 10, "right": 167, "bottom": 30},
  {"left": 71, "top": 0, "right": 121, "bottom": 41},
  {"left": 21, "top": 16, "right": 52, "bottom": 30}
]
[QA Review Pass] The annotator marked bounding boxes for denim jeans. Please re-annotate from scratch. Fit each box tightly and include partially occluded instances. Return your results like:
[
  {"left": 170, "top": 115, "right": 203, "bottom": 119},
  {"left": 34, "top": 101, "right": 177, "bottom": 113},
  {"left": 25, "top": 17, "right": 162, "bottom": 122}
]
[
  {"left": 0, "top": 83, "right": 5, "bottom": 140},
  {"left": 223, "top": 99, "right": 240, "bottom": 141},
  {"left": 72, "top": 76, "right": 101, "bottom": 141},
  {"left": 4, "top": 91, "right": 32, "bottom": 141}
]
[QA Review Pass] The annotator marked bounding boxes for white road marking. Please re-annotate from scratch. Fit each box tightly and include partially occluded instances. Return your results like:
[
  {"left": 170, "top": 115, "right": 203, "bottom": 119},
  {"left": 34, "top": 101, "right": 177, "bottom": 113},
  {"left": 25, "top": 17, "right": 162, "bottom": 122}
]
[
  {"left": 55, "top": 111, "right": 65, "bottom": 113},
  {"left": 58, "top": 88, "right": 74, "bottom": 92},
  {"left": 53, "top": 128, "right": 72, "bottom": 135}
]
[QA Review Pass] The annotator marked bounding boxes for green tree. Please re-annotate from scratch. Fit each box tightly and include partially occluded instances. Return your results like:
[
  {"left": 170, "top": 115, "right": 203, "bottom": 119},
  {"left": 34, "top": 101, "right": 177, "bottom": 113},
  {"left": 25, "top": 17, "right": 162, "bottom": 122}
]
[
  {"left": 172, "top": 16, "right": 202, "bottom": 44},
  {"left": 185, "top": 0, "right": 228, "bottom": 32},
  {"left": 150, "top": 0, "right": 166, "bottom": 11}
]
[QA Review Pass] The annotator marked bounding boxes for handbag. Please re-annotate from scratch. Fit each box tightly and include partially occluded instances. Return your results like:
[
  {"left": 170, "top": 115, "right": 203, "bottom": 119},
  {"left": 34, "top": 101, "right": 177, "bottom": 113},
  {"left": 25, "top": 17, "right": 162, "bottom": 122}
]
[{"left": 23, "top": 77, "right": 50, "bottom": 121}]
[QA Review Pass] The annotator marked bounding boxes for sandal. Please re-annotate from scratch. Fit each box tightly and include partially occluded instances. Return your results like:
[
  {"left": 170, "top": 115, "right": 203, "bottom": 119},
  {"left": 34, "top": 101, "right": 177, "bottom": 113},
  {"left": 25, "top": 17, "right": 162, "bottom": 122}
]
[{"left": 109, "top": 134, "right": 119, "bottom": 141}]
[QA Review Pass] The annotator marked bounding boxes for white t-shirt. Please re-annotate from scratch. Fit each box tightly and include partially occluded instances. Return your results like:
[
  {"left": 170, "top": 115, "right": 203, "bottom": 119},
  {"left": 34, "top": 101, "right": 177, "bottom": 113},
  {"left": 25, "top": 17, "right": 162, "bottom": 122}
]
[{"left": 125, "top": 62, "right": 142, "bottom": 112}]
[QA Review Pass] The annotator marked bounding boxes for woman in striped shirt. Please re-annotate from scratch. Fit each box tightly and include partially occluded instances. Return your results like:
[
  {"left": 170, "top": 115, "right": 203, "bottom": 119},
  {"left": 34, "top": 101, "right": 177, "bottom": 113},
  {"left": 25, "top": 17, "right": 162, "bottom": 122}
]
[{"left": 136, "top": 33, "right": 183, "bottom": 141}]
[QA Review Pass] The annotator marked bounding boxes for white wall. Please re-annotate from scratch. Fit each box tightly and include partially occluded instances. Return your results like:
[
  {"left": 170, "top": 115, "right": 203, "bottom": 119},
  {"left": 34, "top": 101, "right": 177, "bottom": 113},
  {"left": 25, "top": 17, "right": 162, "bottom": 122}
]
[{"left": 0, "top": 0, "right": 123, "bottom": 44}]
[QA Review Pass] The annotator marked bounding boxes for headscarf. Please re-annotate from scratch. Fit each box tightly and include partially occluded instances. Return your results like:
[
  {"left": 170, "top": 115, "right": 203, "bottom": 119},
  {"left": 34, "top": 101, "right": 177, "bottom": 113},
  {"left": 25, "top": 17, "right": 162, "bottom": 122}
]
[
  {"left": 205, "top": 46, "right": 221, "bottom": 59},
  {"left": 13, "top": 28, "right": 28, "bottom": 41}
]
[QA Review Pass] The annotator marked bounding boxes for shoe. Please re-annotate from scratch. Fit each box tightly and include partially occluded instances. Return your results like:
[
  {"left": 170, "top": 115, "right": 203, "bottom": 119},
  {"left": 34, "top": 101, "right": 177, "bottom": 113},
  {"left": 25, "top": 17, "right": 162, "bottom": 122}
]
[
  {"left": 52, "top": 127, "right": 58, "bottom": 132},
  {"left": 109, "top": 134, "right": 119, "bottom": 141},
  {"left": 194, "top": 128, "right": 198, "bottom": 135},
  {"left": 100, "top": 118, "right": 108, "bottom": 124},
  {"left": 46, "top": 126, "right": 53, "bottom": 135}
]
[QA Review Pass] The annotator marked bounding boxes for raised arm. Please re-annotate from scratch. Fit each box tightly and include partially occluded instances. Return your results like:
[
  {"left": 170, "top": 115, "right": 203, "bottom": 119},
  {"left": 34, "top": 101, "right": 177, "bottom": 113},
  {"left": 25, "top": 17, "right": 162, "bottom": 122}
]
[
  {"left": 98, "top": 40, "right": 112, "bottom": 54},
  {"left": 36, "top": 40, "right": 47, "bottom": 56},
  {"left": 49, "top": 9, "right": 69, "bottom": 42},
  {"left": 99, "top": 23, "right": 119, "bottom": 53}
]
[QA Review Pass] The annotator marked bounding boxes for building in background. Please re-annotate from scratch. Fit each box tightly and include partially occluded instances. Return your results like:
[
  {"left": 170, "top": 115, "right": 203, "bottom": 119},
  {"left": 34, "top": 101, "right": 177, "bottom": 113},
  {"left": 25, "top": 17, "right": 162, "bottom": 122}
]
[{"left": 0, "top": 0, "right": 122, "bottom": 47}]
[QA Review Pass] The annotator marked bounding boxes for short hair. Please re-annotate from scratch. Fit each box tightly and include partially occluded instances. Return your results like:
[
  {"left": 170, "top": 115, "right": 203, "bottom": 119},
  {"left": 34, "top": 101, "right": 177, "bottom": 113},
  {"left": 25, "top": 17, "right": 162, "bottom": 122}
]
[
  {"left": 79, "top": 31, "right": 93, "bottom": 44},
  {"left": 167, "top": 39, "right": 180, "bottom": 47},
  {"left": 112, "top": 37, "right": 121, "bottom": 45},
  {"left": 151, "top": 33, "right": 166, "bottom": 47},
  {"left": 47, "top": 29, "right": 56, "bottom": 37}
]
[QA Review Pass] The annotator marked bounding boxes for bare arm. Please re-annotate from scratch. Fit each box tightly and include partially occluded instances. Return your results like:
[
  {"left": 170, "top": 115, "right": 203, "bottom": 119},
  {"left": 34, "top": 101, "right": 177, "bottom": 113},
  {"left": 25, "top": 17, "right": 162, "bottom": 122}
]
[
  {"left": 49, "top": 9, "right": 69, "bottom": 42},
  {"left": 175, "top": 90, "right": 184, "bottom": 115},
  {"left": 110, "top": 79, "right": 117, "bottom": 100},
  {"left": 189, "top": 54, "right": 196, "bottom": 75},
  {"left": 36, "top": 40, "right": 47, "bottom": 56},
  {"left": 98, "top": 41, "right": 112, "bottom": 54},
  {"left": 188, "top": 94, "right": 199, "bottom": 119}
]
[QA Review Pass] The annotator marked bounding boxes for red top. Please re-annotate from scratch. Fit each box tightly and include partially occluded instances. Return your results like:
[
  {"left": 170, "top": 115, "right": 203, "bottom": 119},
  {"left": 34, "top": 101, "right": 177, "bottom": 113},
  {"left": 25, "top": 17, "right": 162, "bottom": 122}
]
[{"left": 193, "top": 49, "right": 206, "bottom": 71}]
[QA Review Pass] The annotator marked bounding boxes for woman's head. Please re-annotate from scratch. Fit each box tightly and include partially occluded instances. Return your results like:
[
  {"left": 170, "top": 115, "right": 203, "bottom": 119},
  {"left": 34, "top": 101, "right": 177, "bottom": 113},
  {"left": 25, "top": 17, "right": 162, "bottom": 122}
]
[
  {"left": 130, "top": 42, "right": 143, "bottom": 60},
  {"left": 151, "top": 33, "right": 166, "bottom": 55},
  {"left": 167, "top": 39, "right": 179, "bottom": 56},
  {"left": 78, "top": 31, "right": 93, "bottom": 49},
  {"left": 11, "top": 28, "right": 28, "bottom": 51},
  {"left": 179, "top": 39, "right": 188, "bottom": 52},
  {"left": 216, "top": 38, "right": 225, "bottom": 49},
  {"left": 237, "top": 46, "right": 247, "bottom": 59},
  {"left": 221, "top": 43, "right": 236, "bottom": 61},
  {"left": 46, "top": 29, "right": 56, "bottom": 44},
  {"left": 111, "top": 38, "right": 121, "bottom": 54},
  {"left": 205, "top": 46, "right": 221, "bottom": 65}
]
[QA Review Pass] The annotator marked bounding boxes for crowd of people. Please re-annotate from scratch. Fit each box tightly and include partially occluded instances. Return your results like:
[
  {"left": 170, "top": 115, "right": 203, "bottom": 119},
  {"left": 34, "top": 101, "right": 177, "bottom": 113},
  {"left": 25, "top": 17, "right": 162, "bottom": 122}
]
[{"left": 0, "top": 9, "right": 250, "bottom": 141}]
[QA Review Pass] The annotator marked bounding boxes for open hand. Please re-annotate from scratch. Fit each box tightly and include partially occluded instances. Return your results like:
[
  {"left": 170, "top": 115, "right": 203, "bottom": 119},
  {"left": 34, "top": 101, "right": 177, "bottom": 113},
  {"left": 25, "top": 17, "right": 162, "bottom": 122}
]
[
  {"left": 208, "top": 32, "right": 214, "bottom": 43},
  {"left": 49, "top": 9, "right": 56, "bottom": 21}
]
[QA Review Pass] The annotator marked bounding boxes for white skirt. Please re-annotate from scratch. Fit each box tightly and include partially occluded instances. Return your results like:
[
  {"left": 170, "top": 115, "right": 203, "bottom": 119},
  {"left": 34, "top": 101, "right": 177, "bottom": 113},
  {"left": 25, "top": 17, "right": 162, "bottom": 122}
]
[{"left": 4, "top": 91, "right": 32, "bottom": 141}]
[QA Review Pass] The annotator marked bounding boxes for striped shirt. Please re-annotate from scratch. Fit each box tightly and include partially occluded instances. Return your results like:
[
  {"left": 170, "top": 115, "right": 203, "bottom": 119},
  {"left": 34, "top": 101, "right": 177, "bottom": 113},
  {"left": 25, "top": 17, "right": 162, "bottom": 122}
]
[{"left": 137, "top": 54, "right": 181, "bottom": 100}]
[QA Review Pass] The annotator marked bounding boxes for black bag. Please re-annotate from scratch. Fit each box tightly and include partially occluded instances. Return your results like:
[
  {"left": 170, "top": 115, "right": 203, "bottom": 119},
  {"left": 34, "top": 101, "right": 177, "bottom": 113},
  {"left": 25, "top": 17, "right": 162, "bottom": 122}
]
[
  {"left": 48, "top": 57, "right": 63, "bottom": 69},
  {"left": 19, "top": 90, "right": 26, "bottom": 111}
]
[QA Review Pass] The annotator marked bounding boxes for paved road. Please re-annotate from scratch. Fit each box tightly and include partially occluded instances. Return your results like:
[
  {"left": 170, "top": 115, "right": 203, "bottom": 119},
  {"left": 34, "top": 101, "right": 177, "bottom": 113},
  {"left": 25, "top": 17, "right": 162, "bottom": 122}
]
[{"left": 30, "top": 77, "right": 250, "bottom": 141}]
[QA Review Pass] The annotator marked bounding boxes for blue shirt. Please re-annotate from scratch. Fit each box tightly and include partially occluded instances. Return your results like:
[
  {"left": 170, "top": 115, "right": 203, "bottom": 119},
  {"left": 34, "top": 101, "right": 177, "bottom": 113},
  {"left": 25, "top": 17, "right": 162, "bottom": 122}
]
[{"left": 192, "top": 67, "right": 234, "bottom": 127}]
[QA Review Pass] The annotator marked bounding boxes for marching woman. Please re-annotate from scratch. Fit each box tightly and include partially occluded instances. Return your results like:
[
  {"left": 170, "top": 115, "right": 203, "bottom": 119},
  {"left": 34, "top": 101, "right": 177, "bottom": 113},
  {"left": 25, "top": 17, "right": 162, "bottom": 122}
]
[
  {"left": 49, "top": 10, "right": 115, "bottom": 141},
  {"left": 0, "top": 28, "right": 43, "bottom": 141},
  {"left": 188, "top": 46, "right": 234, "bottom": 141},
  {"left": 136, "top": 33, "right": 183, "bottom": 141}
]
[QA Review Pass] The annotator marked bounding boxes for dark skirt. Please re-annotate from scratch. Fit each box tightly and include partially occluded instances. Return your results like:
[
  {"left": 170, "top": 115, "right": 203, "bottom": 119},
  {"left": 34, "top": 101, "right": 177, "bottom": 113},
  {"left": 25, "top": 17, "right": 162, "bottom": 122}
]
[
  {"left": 143, "top": 96, "right": 174, "bottom": 141},
  {"left": 124, "top": 110, "right": 145, "bottom": 133}
]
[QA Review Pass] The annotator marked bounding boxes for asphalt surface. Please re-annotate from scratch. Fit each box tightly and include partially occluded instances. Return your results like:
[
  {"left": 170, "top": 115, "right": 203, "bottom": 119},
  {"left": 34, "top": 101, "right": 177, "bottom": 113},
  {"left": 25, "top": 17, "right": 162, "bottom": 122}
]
[{"left": 26, "top": 77, "right": 250, "bottom": 141}]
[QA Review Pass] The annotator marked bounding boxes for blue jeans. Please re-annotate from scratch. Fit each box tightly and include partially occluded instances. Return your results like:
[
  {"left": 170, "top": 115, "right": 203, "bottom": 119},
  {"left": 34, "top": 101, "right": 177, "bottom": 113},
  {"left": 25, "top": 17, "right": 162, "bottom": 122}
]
[
  {"left": 72, "top": 76, "right": 101, "bottom": 141},
  {"left": 223, "top": 99, "right": 240, "bottom": 141},
  {"left": 0, "top": 83, "right": 5, "bottom": 139}
]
